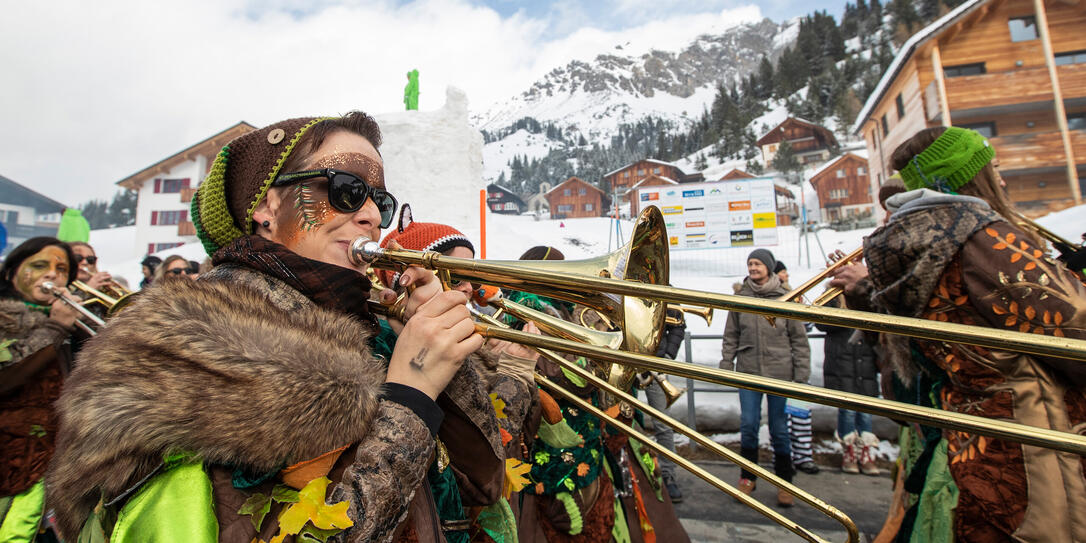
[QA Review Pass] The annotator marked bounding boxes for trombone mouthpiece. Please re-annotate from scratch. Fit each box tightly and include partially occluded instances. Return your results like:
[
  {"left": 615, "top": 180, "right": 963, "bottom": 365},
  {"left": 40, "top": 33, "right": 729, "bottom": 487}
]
[
  {"left": 40, "top": 281, "right": 56, "bottom": 292},
  {"left": 348, "top": 236, "right": 383, "bottom": 266}
]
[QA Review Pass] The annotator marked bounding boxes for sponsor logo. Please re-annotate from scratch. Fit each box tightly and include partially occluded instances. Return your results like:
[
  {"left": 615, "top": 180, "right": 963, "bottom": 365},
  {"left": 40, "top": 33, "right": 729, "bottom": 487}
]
[
  {"left": 669, "top": 236, "right": 679, "bottom": 246},
  {"left": 709, "top": 188, "right": 722, "bottom": 194},
  {"left": 682, "top": 189, "right": 704, "bottom": 197},
  {"left": 685, "top": 233, "right": 705, "bottom": 239},
  {"left": 664, "top": 221, "right": 678, "bottom": 229},
  {"left": 666, "top": 191, "right": 677, "bottom": 196},
  {"left": 730, "top": 214, "right": 752, "bottom": 226},
  {"left": 729, "top": 201, "right": 751, "bottom": 211},
  {"left": 662, "top": 206, "right": 683, "bottom": 214},
  {"left": 685, "top": 221, "right": 705, "bottom": 228},
  {"left": 752, "top": 198, "right": 773, "bottom": 209},
  {"left": 685, "top": 206, "right": 704, "bottom": 212},
  {"left": 641, "top": 192, "right": 659, "bottom": 201},
  {"left": 752, "top": 212, "right": 777, "bottom": 228},
  {"left": 730, "top": 230, "right": 754, "bottom": 246}
]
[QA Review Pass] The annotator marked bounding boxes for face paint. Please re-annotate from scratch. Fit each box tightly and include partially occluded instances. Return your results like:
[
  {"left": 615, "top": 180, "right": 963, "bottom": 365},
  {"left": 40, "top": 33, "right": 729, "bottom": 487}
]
[
  {"left": 310, "top": 152, "right": 385, "bottom": 189},
  {"left": 14, "top": 246, "right": 69, "bottom": 304}
]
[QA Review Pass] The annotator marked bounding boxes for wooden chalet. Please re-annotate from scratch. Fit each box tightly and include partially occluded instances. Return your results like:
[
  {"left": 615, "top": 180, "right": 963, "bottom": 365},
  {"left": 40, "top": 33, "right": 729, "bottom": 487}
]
[
  {"left": 485, "top": 183, "right": 526, "bottom": 215},
  {"left": 808, "top": 153, "right": 875, "bottom": 221},
  {"left": 626, "top": 174, "right": 679, "bottom": 216},
  {"left": 757, "top": 118, "right": 839, "bottom": 167},
  {"left": 545, "top": 177, "right": 610, "bottom": 219},
  {"left": 774, "top": 184, "right": 799, "bottom": 226},
  {"left": 852, "top": 0, "right": 1085, "bottom": 216},
  {"left": 603, "top": 159, "right": 704, "bottom": 194}
]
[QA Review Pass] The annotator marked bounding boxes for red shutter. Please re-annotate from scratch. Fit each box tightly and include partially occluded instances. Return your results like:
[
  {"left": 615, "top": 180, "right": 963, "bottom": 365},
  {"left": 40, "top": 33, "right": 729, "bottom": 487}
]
[
  {"left": 180, "top": 210, "right": 188, "bottom": 222},
  {"left": 181, "top": 178, "right": 191, "bottom": 190},
  {"left": 151, "top": 211, "right": 158, "bottom": 225},
  {"left": 148, "top": 243, "right": 155, "bottom": 254},
  {"left": 154, "top": 179, "right": 162, "bottom": 193}
]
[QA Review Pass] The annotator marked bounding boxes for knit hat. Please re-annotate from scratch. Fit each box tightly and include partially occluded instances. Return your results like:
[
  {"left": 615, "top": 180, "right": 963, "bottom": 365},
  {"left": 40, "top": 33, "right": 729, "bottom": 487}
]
[
  {"left": 899, "top": 127, "right": 995, "bottom": 194},
  {"left": 773, "top": 260, "right": 787, "bottom": 274},
  {"left": 377, "top": 204, "right": 474, "bottom": 288},
  {"left": 192, "top": 116, "right": 335, "bottom": 254},
  {"left": 747, "top": 248, "right": 776, "bottom": 273}
]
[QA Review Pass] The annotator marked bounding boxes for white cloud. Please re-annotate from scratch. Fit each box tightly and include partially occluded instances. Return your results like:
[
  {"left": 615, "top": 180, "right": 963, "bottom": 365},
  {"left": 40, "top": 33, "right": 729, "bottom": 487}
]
[{"left": 0, "top": 0, "right": 760, "bottom": 205}]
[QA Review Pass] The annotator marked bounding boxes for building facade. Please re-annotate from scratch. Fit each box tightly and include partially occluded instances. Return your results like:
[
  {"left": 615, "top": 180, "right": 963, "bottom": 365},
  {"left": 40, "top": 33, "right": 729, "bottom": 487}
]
[
  {"left": 115, "top": 122, "right": 256, "bottom": 257},
  {"left": 852, "top": 0, "right": 1085, "bottom": 216},
  {"left": 485, "top": 183, "right": 526, "bottom": 214},
  {"left": 603, "top": 159, "right": 703, "bottom": 194},
  {"left": 0, "top": 175, "right": 67, "bottom": 256},
  {"left": 627, "top": 175, "right": 678, "bottom": 216},
  {"left": 545, "top": 177, "right": 609, "bottom": 219},
  {"left": 757, "top": 117, "right": 839, "bottom": 166},
  {"left": 808, "top": 153, "right": 875, "bottom": 221}
]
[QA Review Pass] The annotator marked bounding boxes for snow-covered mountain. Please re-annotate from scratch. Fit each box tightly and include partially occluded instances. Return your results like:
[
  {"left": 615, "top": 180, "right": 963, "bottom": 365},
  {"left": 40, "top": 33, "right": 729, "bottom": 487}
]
[{"left": 473, "top": 18, "right": 799, "bottom": 184}]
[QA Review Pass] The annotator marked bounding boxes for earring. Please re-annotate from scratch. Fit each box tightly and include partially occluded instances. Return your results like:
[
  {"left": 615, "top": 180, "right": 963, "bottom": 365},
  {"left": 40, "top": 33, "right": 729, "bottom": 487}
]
[{"left": 261, "top": 220, "right": 270, "bottom": 228}]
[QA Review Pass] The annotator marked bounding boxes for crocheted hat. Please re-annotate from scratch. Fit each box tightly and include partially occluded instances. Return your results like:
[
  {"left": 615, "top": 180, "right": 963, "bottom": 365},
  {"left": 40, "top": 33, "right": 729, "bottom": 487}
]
[
  {"left": 377, "top": 204, "right": 474, "bottom": 288},
  {"left": 192, "top": 116, "right": 334, "bottom": 254},
  {"left": 899, "top": 127, "right": 995, "bottom": 194}
]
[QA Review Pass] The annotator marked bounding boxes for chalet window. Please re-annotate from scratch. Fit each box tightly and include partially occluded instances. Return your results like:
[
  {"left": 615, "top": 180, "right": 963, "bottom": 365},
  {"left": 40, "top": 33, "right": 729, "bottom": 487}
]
[
  {"left": 895, "top": 94, "right": 905, "bottom": 119},
  {"left": 653, "top": 168, "right": 661, "bottom": 174},
  {"left": 503, "top": 202, "right": 518, "bottom": 211},
  {"left": 578, "top": 188, "right": 587, "bottom": 195},
  {"left": 3, "top": 210, "right": 19, "bottom": 224},
  {"left": 154, "top": 178, "right": 190, "bottom": 194},
  {"left": 638, "top": 169, "right": 646, "bottom": 175},
  {"left": 943, "top": 63, "right": 986, "bottom": 77},
  {"left": 829, "top": 189, "right": 850, "bottom": 199},
  {"left": 1008, "top": 16, "right": 1038, "bottom": 42},
  {"left": 584, "top": 203, "right": 594, "bottom": 211},
  {"left": 151, "top": 209, "right": 188, "bottom": 226},
  {"left": 1055, "top": 50, "right": 1086, "bottom": 65},
  {"left": 557, "top": 204, "right": 573, "bottom": 212},
  {"left": 836, "top": 169, "right": 845, "bottom": 178},
  {"left": 959, "top": 122, "right": 997, "bottom": 138},
  {"left": 1069, "top": 113, "right": 1086, "bottom": 131},
  {"left": 151, "top": 242, "right": 184, "bottom": 253},
  {"left": 881, "top": 114, "right": 889, "bottom": 137},
  {"left": 489, "top": 192, "right": 503, "bottom": 198},
  {"left": 858, "top": 166, "right": 866, "bottom": 175},
  {"left": 563, "top": 189, "right": 571, "bottom": 196}
]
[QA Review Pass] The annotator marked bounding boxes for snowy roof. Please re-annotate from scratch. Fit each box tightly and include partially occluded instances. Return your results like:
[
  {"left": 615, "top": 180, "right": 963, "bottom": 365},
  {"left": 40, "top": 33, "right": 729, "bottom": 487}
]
[
  {"left": 628, "top": 176, "right": 678, "bottom": 190},
  {"left": 603, "top": 158, "right": 682, "bottom": 178},
  {"left": 0, "top": 174, "right": 68, "bottom": 212},
  {"left": 808, "top": 152, "right": 870, "bottom": 181},
  {"left": 755, "top": 117, "right": 837, "bottom": 147},
  {"left": 116, "top": 121, "right": 257, "bottom": 190},
  {"left": 850, "top": 0, "right": 988, "bottom": 134},
  {"left": 544, "top": 177, "right": 606, "bottom": 197}
]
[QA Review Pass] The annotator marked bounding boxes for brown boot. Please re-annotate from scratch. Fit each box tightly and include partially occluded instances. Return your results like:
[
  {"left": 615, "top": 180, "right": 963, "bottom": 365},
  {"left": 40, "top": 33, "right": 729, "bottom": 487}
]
[
  {"left": 736, "top": 478, "right": 756, "bottom": 502},
  {"left": 777, "top": 488, "right": 794, "bottom": 507}
]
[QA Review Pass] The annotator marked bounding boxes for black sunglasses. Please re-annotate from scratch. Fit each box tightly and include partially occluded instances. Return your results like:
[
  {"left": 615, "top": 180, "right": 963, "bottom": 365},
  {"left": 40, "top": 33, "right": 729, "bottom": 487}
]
[
  {"left": 167, "top": 268, "right": 193, "bottom": 276},
  {"left": 272, "top": 168, "right": 398, "bottom": 228},
  {"left": 74, "top": 255, "right": 98, "bottom": 265}
]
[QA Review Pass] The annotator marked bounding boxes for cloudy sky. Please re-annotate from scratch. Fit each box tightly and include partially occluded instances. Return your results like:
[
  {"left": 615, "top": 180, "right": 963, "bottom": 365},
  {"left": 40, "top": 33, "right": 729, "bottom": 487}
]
[{"left": 1, "top": 0, "right": 840, "bottom": 206}]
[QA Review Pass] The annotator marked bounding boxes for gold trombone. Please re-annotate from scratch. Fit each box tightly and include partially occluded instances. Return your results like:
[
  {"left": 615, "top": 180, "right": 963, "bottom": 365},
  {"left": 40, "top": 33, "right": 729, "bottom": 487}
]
[
  {"left": 70, "top": 280, "right": 138, "bottom": 317},
  {"left": 40, "top": 281, "right": 105, "bottom": 336},
  {"left": 348, "top": 206, "right": 1086, "bottom": 455}
]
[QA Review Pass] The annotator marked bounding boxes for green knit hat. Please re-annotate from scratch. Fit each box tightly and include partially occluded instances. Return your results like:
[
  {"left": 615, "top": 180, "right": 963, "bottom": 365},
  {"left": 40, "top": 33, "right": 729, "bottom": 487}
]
[
  {"left": 899, "top": 127, "right": 995, "bottom": 194},
  {"left": 192, "top": 116, "right": 335, "bottom": 254}
]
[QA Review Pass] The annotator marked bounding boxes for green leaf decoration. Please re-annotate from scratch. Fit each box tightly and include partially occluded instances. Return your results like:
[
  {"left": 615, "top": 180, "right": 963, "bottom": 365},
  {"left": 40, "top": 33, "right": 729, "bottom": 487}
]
[
  {"left": 0, "top": 339, "right": 16, "bottom": 363},
  {"left": 238, "top": 492, "right": 272, "bottom": 532},
  {"left": 272, "top": 484, "right": 300, "bottom": 504},
  {"left": 29, "top": 425, "right": 47, "bottom": 438}
]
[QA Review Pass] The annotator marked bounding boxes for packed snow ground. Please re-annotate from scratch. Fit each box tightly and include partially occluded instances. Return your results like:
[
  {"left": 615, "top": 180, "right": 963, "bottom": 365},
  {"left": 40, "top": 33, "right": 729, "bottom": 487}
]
[{"left": 89, "top": 204, "right": 1085, "bottom": 459}]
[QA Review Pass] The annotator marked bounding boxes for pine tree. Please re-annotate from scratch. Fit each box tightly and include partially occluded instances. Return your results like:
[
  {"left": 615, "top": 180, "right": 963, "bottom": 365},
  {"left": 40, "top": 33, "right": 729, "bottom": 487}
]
[{"left": 772, "top": 140, "right": 802, "bottom": 181}]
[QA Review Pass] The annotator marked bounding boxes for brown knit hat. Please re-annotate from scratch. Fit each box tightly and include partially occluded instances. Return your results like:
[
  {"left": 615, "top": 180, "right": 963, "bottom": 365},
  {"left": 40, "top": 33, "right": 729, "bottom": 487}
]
[{"left": 192, "top": 116, "right": 334, "bottom": 254}]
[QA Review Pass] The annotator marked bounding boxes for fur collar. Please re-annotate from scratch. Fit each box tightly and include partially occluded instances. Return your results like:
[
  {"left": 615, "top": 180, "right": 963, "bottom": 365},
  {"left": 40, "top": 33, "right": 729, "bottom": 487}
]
[{"left": 47, "top": 274, "right": 385, "bottom": 536}]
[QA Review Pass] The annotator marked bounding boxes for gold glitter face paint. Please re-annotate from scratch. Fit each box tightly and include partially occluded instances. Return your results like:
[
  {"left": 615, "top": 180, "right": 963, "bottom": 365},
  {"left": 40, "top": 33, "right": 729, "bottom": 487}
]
[
  {"left": 309, "top": 152, "right": 385, "bottom": 189},
  {"left": 15, "top": 246, "right": 69, "bottom": 304}
]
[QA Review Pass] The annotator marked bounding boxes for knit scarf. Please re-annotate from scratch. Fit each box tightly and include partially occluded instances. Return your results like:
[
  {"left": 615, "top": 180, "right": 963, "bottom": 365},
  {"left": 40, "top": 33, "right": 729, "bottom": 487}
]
[{"left": 212, "top": 235, "right": 377, "bottom": 328}]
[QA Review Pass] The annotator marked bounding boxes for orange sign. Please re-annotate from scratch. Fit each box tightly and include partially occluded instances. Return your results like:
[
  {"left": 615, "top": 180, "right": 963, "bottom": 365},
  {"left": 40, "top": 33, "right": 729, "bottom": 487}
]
[
  {"left": 685, "top": 221, "right": 705, "bottom": 228},
  {"left": 729, "top": 201, "right": 751, "bottom": 211}
]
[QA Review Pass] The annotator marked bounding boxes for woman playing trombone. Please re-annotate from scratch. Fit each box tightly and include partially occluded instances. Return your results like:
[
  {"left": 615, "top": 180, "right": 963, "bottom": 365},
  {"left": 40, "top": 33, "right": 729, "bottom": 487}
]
[{"left": 0, "top": 237, "right": 81, "bottom": 537}]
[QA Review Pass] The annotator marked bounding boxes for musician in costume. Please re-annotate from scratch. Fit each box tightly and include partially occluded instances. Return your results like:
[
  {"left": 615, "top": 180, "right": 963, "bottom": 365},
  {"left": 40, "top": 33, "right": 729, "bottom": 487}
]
[
  {"left": 0, "top": 237, "right": 80, "bottom": 538},
  {"left": 831, "top": 126, "right": 1086, "bottom": 542},
  {"left": 47, "top": 113, "right": 506, "bottom": 542}
]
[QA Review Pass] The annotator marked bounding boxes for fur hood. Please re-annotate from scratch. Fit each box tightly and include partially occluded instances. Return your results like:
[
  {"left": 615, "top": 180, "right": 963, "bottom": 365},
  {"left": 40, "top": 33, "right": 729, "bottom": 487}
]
[{"left": 47, "top": 275, "right": 388, "bottom": 536}]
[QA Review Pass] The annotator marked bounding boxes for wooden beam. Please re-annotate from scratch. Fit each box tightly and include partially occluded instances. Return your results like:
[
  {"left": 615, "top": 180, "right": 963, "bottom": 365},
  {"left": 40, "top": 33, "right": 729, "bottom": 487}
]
[
  {"left": 1034, "top": 0, "right": 1082, "bottom": 204},
  {"left": 931, "top": 44, "right": 953, "bottom": 127}
]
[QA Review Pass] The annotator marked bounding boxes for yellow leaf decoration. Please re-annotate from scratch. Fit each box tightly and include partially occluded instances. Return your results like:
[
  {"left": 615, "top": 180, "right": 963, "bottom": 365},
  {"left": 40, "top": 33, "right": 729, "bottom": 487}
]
[
  {"left": 271, "top": 477, "right": 353, "bottom": 543},
  {"left": 490, "top": 393, "right": 508, "bottom": 419},
  {"left": 503, "top": 459, "right": 533, "bottom": 499}
]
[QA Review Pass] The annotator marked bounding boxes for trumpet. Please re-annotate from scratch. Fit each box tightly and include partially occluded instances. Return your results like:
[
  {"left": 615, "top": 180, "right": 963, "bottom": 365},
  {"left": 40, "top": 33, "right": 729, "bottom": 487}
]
[
  {"left": 70, "top": 279, "right": 137, "bottom": 317},
  {"left": 40, "top": 281, "right": 105, "bottom": 336}
]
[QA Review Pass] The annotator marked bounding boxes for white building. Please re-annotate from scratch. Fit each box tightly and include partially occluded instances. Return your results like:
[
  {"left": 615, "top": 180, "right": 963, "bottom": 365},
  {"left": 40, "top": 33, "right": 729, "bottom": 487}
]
[
  {"left": 0, "top": 174, "right": 67, "bottom": 257},
  {"left": 115, "top": 122, "right": 256, "bottom": 259}
]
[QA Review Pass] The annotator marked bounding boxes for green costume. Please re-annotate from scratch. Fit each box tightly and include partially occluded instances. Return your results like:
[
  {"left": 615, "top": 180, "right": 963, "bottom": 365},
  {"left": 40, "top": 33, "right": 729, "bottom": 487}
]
[{"left": 404, "top": 69, "right": 419, "bottom": 111}]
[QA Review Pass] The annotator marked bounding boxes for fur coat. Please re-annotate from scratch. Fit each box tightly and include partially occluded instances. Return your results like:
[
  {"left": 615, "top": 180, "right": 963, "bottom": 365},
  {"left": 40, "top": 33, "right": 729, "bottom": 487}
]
[
  {"left": 47, "top": 266, "right": 509, "bottom": 542},
  {"left": 864, "top": 192, "right": 1086, "bottom": 542},
  {"left": 0, "top": 298, "right": 74, "bottom": 496}
]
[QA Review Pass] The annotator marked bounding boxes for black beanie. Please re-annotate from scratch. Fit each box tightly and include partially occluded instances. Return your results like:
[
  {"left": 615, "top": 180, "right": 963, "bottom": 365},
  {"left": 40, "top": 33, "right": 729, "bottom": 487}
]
[
  {"left": 774, "top": 260, "right": 787, "bottom": 274},
  {"left": 748, "top": 249, "right": 777, "bottom": 273}
]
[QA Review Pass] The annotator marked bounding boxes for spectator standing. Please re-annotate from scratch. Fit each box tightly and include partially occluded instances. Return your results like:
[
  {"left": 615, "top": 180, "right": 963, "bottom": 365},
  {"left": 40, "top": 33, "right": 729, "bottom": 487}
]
[{"left": 720, "top": 249, "right": 811, "bottom": 507}]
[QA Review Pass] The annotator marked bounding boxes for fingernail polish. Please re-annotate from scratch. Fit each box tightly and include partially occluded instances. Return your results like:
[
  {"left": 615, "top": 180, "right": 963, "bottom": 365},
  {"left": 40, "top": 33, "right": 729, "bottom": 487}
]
[{"left": 400, "top": 275, "right": 409, "bottom": 286}]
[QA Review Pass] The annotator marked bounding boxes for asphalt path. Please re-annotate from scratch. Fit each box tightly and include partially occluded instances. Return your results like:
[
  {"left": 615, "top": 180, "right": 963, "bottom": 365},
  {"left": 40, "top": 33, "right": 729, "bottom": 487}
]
[{"left": 670, "top": 461, "right": 893, "bottom": 542}]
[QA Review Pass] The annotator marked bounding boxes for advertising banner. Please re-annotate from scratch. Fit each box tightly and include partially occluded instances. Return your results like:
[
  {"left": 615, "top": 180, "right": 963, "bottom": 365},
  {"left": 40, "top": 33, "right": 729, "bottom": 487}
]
[{"left": 637, "top": 177, "right": 779, "bottom": 250}]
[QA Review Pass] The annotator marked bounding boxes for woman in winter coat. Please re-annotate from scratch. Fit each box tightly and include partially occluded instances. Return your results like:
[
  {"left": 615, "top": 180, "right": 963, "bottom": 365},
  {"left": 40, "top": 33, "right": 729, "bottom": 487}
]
[
  {"left": 813, "top": 296, "right": 879, "bottom": 475},
  {"left": 719, "top": 249, "right": 810, "bottom": 507},
  {"left": 0, "top": 237, "right": 80, "bottom": 538},
  {"left": 830, "top": 126, "right": 1086, "bottom": 542},
  {"left": 47, "top": 113, "right": 518, "bottom": 542}
]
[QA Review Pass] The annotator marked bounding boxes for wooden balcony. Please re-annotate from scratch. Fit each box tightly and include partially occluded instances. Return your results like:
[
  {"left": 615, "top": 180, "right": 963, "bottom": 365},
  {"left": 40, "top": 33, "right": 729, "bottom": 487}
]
[
  {"left": 944, "top": 64, "right": 1086, "bottom": 113},
  {"left": 180, "top": 188, "right": 197, "bottom": 204},
  {"left": 177, "top": 221, "right": 196, "bottom": 236},
  {"left": 989, "top": 129, "right": 1086, "bottom": 173}
]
